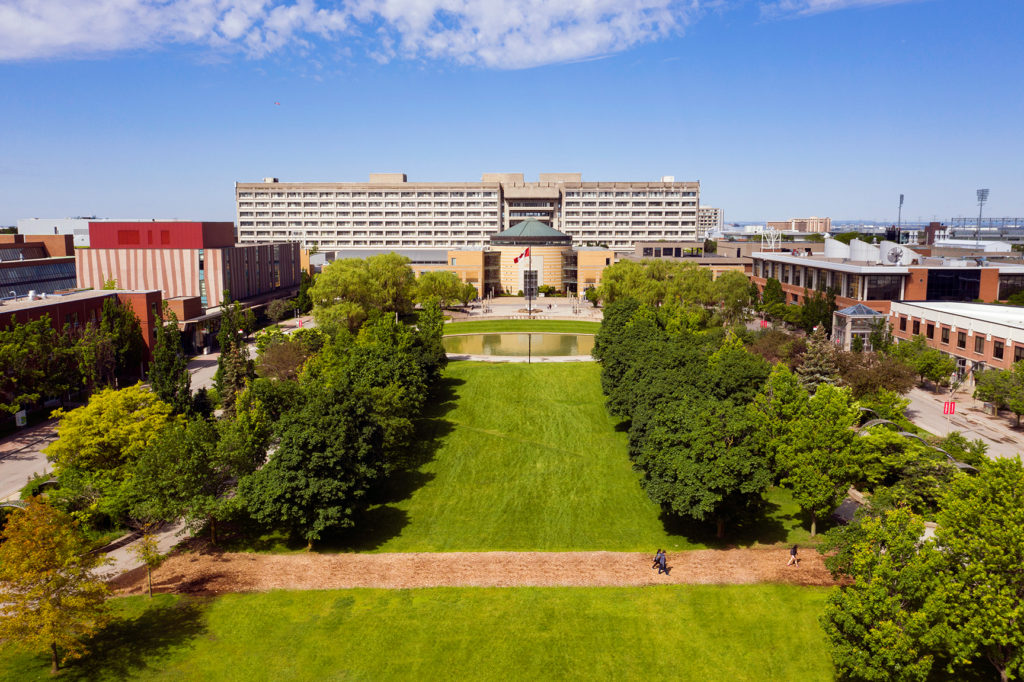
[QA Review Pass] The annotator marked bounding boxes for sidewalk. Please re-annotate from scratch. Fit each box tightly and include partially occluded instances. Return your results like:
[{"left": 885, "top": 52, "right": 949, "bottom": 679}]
[
  {"left": 0, "top": 419, "right": 57, "bottom": 501},
  {"left": 904, "top": 386, "right": 1023, "bottom": 459}
]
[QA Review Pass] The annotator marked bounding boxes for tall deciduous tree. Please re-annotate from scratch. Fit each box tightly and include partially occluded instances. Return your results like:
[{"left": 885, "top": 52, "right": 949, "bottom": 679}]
[
  {"left": 0, "top": 315, "right": 75, "bottom": 414},
  {"left": 937, "top": 458, "right": 1024, "bottom": 682},
  {"left": 129, "top": 418, "right": 233, "bottom": 544},
  {"left": 415, "top": 270, "right": 463, "bottom": 307},
  {"left": 309, "top": 253, "right": 416, "bottom": 333},
  {"left": 637, "top": 396, "right": 771, "bottom": 538},
  {"left": 148, "top": 307, "right": 192, "bottom": 414},
  {"left": 821, "top": 508, "right": 946, "bottom": 682},
  {"left": 99, "top": 297, "right": 146, "bottom": 383},
  {"left": 238, "top": 383, "right": 386, "bottom": 549},
  {"left": 750, "top": 363, "right": 809, "bottom": 472},
  {"left": 760, "top": 277, "right": 785, "bottom": 308},
  {"left": 778, "top": 383, "right": 859, "bottom": 536},
  {"left": 46, "top": 385, "right": 177, "bottom": 524},
  {"left": 0, "top": 499, "right": 111, "bottom": 674}
]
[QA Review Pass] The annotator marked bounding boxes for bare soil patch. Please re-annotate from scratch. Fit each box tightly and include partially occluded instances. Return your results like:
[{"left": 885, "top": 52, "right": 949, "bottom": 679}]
[{"left": 111, "top": 548, "right": 835, "bottom": 596}]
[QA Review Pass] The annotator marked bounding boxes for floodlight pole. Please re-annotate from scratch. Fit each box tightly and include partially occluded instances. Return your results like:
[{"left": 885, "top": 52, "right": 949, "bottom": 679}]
[
  {"left": 528, "top": 248, "right": 533, "bottom": 364},
  {"left": 897, "top": 193, "right": 904, "bottom": 236},
  {"left": 976, "top": 188, "right": 989, "bottom": 246}
]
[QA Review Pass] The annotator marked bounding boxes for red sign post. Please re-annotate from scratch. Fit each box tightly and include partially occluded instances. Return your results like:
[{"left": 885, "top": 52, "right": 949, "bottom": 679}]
[{"left": 943, "top": 401, "right": 956, "bottom": 415}]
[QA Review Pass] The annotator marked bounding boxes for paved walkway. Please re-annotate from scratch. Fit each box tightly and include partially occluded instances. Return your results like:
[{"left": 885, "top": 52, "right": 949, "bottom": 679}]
[
  {"left": 110, "top": 547, "right": 835, "bottom": 595},
  {"left": 905, "top": 386, "right": 1023, "bottom": 459},
  {"left": 448, "top": 297, "right": 603, "bottom": 322},
  {"left": 0, "top": 420, "right": 57, "bottom": 501}
]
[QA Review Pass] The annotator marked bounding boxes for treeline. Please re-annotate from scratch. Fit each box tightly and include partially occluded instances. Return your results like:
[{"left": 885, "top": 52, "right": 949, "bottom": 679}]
[
  {"left": 41, "top": 297, "right": 447, "bottom": 549},
  {"left": 594, "top": 300, "right": 988, "bottom": 539},
  {"left": 0, "top": 299, "right": 146, "bottom": 417}
]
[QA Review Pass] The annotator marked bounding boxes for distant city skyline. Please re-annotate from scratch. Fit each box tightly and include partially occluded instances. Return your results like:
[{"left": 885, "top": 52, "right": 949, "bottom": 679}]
[{"left": 1, "top": 0, "right": 1021, "bottom": 225}]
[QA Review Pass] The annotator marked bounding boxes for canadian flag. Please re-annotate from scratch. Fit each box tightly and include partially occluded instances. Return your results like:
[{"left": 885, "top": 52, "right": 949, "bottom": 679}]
[{"left": 514, "top": 247, "right": 530, "bottom": 264}]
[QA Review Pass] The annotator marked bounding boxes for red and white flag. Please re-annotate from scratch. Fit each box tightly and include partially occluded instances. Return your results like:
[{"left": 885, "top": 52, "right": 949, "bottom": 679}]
[{"left": 514, "top": 247, "right": 530, "bottom": 264}]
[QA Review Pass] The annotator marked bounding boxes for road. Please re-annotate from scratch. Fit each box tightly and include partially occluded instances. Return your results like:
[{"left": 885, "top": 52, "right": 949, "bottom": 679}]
[
  {"left": 0, "top": 420, "right": 57, "bottom": 501},
  {"left": 904, "top": 386, "right": 1023, "bottom": 459}
]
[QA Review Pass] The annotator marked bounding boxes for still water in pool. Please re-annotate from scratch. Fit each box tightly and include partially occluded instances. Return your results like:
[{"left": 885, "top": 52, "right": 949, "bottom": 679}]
[{"left": 442, "top": 333, "right": 595, "bottom": 357}]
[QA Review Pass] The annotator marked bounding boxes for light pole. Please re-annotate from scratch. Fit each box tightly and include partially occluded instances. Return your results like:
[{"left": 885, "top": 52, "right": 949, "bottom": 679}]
[
  {"left": 897, "top": 193, "right": 904, "bottom": 238},
  {"left": 976, "top": 188, "right": 989, "bottom": 246}
]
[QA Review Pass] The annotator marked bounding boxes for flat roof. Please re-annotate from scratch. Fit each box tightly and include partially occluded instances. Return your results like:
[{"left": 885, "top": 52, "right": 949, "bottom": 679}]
[
  {"left": 0, "top": 288, "right": 159, "bottom": 314},
  {"left": 892, "top": 301, "right": 1024, "bottom": 329},
  {"left": 753, "top": 251, "right": 1024, "bottom": 274}
]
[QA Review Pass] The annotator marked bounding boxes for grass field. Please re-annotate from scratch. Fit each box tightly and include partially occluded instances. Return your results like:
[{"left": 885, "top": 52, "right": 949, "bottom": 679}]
[
  {"left": 443, "top": 320, "right": 601, "bottom": 335},
  {"left": 230, "top": 361, "right": 813, "bottom": 553},
  {"left": 0, "top": 586, "right": 834, "bottom": 681}
]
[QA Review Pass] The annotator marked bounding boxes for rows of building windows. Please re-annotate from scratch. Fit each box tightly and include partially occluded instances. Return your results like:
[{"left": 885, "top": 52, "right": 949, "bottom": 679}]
[{"left": 896, "top": 315, "right": 1024, "bottom": 362}]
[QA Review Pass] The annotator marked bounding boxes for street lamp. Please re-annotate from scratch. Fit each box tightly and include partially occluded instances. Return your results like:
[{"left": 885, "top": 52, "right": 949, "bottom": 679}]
[{"left": 976, "top": 189, "right": 989, "bottom": 245}]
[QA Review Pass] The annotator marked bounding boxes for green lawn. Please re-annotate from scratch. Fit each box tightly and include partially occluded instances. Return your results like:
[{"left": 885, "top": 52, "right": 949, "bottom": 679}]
[
  {"left": 0, "top": 586, "right": 834, "bottom": 681},
  {"left": 233, "top": 361, "right": 812, "bottom": 553},
  {"left": 444, "top": 319, "right": 601, "bottom": 335}
]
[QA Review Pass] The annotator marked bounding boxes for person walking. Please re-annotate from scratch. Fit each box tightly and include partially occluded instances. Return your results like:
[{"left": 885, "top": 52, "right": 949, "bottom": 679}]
[
  {"left": 651, "top": 549, "right": 663, "bottom": 570},
  {"left": 787, "top": 545, "right": 799, "bottom": 567},
  {"left": 657, "top": 551, "right": 668, "bottom": 575}
]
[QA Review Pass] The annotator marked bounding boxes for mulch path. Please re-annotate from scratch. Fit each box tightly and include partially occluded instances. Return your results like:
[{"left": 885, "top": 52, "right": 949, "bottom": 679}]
[{"left": 110, "top": 548, "right": 835, "bottom": 596}]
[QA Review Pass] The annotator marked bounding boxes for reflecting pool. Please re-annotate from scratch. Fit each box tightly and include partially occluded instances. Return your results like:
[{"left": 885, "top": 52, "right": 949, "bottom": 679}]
[{"left": 443, "top": 333, "right": 595, "bottom": 357}]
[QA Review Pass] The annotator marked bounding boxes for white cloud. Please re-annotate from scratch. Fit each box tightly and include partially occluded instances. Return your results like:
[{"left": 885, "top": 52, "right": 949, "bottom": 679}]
[
  {"left": 0, "top": 0, "right": 705, "bottom": 67},
  {"left": 761, "top": 0, "right": 923, "bottom": 18}
]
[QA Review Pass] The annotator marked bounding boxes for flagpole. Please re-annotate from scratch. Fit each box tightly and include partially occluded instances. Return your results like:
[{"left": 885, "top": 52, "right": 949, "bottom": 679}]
[{"left": 528, "top": 247, "right": 533, "bottom": 364}]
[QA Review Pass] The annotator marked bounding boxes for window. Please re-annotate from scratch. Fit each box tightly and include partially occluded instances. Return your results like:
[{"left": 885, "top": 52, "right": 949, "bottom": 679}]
[
  {"left": 998, "top": 274, "right": 1024, "bottom": 300},
  {"left": 975, "top": 336, "right": 985, "bottom": 354},
  {"left": 1015, "top": 346, "right": 1024, "bottom": 363},
  {"left": 451, "top": 258, "right": 456, "bottom": 266},
  {"left": 912, "top": 320, "right": 920, "bottom": 335},
  {"left": 899, "top": 317, "right": 907, "bottom": 332},
  {"left": 957, "top": 331, "right": 966, "bottom": 349},
  {"left": 941, "top": 327, "right": 950, "bottom": 344},
  {"left": 926, "top": 323, "right": 935, "bottom": 338},
  {"left": 865, "top": 275, "right": 902, "bottom": 300},
  {"left": 994, "top": 341, "right": 1004, "bottom": 359}
]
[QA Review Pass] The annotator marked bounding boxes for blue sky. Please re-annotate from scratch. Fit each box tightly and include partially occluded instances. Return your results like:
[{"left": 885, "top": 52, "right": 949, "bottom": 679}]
[{"left": 1, "top": 0, "right": 1021, "bottom": 224}]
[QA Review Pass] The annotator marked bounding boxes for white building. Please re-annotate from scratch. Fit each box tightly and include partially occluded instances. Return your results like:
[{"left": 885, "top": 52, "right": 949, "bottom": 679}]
[
  {"left": 235, "top": 173, "right": 700, "bottom": 254},
  {"left": 697, "top": 206, "right": 724, "bottom": 239}
]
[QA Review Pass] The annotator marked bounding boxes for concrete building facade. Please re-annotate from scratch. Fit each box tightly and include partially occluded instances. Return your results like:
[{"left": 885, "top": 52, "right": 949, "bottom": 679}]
[
  {"left": 697, "top": 206, "right": 724, "bottom": 238},
  {"left": 235, "top": 173, "right": 699, "bottom": 253}
]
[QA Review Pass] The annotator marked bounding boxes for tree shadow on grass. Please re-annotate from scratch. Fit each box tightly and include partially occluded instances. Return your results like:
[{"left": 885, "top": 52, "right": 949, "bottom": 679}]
[
  {"left": 59, "top": 597, "right": 209, "bottom": 680},
  {"left": 657, "top": 498, "right": 792, "bottom": 549}
]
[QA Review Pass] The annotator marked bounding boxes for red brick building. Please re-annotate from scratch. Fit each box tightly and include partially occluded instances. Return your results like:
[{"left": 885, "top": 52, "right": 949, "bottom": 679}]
[{"left": 0, "top": 289, "right": 163, "bottom": 352}]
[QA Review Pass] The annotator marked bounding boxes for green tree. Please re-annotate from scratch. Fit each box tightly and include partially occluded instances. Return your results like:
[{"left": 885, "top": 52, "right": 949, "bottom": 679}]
[
  {"left": 214, "top": 295, "right": 255, "bottom": 417},
  {"left": 46, "top": 385, "right": 177, "bottom": 524},
  {"left": 458, "top": 281, "right": 478, "bottom": 306},
  {"left": 778, "top": 383, "right": 859, "bottom": 536},
  {"left": 129, "top": 529, "right": 165, "bottom": 598},
  {"left": 637, "top": 396, "right": 771, "bottom": 538},
  {"left": 238, "top": 383, "right": 387, "bottom": 549},
  {"left": 294, "top": 271, "right": 314, "bottom": 313},
  {"left": 868, "top": 319, "right": 894, "bottom": 353},
  {"left": 99, "top": 297, "right": 146, "bottom": 383},
  {"left": 937, "top": 458, "right": 1024, "bottom": 682},
  {"left": 129, "top": 418, "right": 233, "bottom": 544},
  {"left": 975, "top": 362, "right": 1024, "bottom": 426},
  {"left": 797, "top": 327, "right": 840, "bottom": 392},
  {"left": 416, "top": 270, "right": 463, "bottom": 307},
  {"left": 310, "top": 253, "right": 416, "bottom": 332},
  {"left": 711, "top": 270, "right": 753, "bottom": 326},
  {"left": 148, "top": 307, "right": 192, "bottom": 414},
  {"left": 0, "top": 316, "right": 76, "bottom": 414},
  {"left": 266, "top": 298, "right": 291, "bottom": 323},
  {"left": 0, "top": 498, "right": 111, "bottom": 674},
  {"left": 749, "top": 363, "right": 809, "bottom": 472},
  {"left": 71, "top": 321, "right": 116, "bottom": 392},
  {"left": 821, "top": 508, "right": 946, "bottom": 682},
  {"left": 892, "top": 335, "right": 956, "bottom": 389},
  {"left": 761, "top": 277, "right": 785, "bottom": 307}
]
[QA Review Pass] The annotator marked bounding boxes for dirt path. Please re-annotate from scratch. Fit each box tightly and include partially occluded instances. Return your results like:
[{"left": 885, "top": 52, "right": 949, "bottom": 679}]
[{"left": 111, "top": 548, "right": 835, "bottom": 596}]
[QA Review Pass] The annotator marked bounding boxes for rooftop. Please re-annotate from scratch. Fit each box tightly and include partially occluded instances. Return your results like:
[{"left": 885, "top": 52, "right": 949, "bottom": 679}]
[
  {"left": 0, "top": 288, "right": 159, "bottom": 314},
  {"left": 490, "top": 220, "right": 571, "bottom": 243}
]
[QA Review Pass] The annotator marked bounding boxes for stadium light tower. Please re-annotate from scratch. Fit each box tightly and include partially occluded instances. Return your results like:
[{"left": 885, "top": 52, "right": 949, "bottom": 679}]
[{"left": 976, "top": 188, "right": 989, "bottom": 245}]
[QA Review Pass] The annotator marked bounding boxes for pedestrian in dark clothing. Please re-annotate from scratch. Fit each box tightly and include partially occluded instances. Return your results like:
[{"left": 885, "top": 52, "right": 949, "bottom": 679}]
[
  {"left": 657, "top": 552, "right": 668, "bottom": 575},
  {"left": 652, "top": 549, "right": 663, "bottom": 569},
  {"left": 787, "top": 545, "right": 799, "bottom": 567}
]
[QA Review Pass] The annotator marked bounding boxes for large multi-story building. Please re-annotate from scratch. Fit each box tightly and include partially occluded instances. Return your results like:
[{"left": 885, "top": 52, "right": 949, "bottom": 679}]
[
  {"left": 0, "top": 234, "right": 77, "bottom": 300},
  {"left": 750, "top": 237, "right": 1024, "bottom": 314},
  {"left": 235, "top": 173, "right": 700, "bottom": 253},
  {"left": 697, "top": 206, "right": 724, "bottom": 238},
  {"left": 75, "top": 221, "right": 302, "bottom": 310}
]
